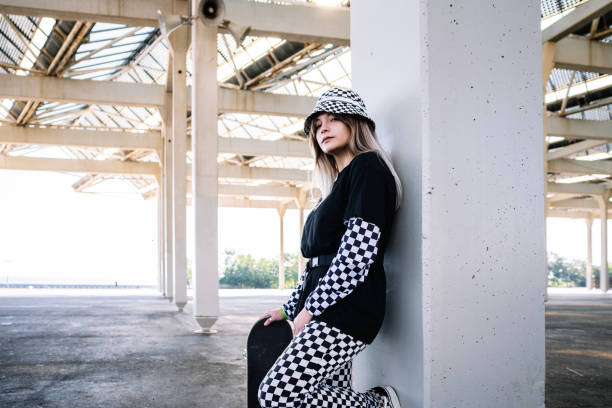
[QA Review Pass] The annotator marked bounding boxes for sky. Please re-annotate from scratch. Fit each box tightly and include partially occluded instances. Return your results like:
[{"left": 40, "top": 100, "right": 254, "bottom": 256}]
[
  {"left": 0, "top": 170, "right": 600, "bottom": 285},
  {"left": 0, "top": 171, "right": 302, "bottom": 285}
]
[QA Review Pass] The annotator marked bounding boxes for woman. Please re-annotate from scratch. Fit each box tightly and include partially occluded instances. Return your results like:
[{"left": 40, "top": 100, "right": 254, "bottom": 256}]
[{"left": 258, "top": 88, "right": 403, "bottom": 408}]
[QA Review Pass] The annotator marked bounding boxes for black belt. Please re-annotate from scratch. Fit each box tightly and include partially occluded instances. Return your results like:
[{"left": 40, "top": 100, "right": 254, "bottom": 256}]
[{"left": 306, "top": 253, "right": 336, "bottom": 269}]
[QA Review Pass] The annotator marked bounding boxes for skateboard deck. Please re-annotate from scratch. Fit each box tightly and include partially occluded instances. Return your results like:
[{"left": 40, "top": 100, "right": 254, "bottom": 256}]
[{"left": 246, "top": 317, "right": 293, "bottom": 408}]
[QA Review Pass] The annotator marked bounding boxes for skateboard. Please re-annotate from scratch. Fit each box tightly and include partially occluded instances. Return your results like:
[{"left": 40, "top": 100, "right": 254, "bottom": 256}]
[{"left": 246, "top": 317, "right": 293, "bottom": 408}]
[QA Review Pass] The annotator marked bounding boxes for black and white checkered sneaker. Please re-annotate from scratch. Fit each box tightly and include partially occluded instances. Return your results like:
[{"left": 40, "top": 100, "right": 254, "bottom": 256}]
[
  {"left": 304, "top": 87, "right": 375, "bottom": 135},
  {"left": 369, "top": 385, "right": 401, "bottom": 408}
]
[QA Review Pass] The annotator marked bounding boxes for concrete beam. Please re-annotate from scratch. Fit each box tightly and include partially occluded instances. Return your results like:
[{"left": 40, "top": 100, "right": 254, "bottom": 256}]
[
  {"left": 547, "top": 192, "right": 583, "bottom": 202},
  {"left": 0, "top": 153, "right": 309, "bottom": 183},
  {"left": 218, "top": 196, "right": 299, "bottom": 209},
  {"left": 546, "top": 209, "right": 595, "bottom": 218},
  {"left": 547, "top": 116, "right": 612, "bottom": 141},
  {"left": 0, "top": 74, "right": 165, "bottom": 107},
  {"left": 0, "top": 74, "right": 316, "bottom": 115},
  {"left": 0, "top": 125, "right": 308, "bottom": 158},
  {"left": 547, "top": 140, "right": 607, "bottom": 160},
  {"left": 0, "top": 0, "right": 177, "bottom": 26},
  {"left": 224, "top": 0, "right": 349, "bottom": 46},
  {"left": 0, "top": 0, "right": 349, "bottom": 45},
  {"left": 0, "top": 126, "right": 162, "bottom": 151},
  {"left": 554, "top": 35, "right": 612, "bottom": 74},
  {"left": 217, "top": 164, "right": 310, "bottom": 182},
  {"left": 0, "top": 155, "right": 160, "bottom": 177},
  {"left": 218, "top": 184, "right": 299, "bottom": 198},
  {"left": 547, "top": 207, "right": 612, "bottom": 218},
  {"left": 218, "top": 137, "right": 310, "bottom": 158},
  {"left": 548, "top": 158, "right": 612, "bottom": 175},
  {"left": 548, "top": 197, "right": 599, "bottom": 209},
  {"left": 547, "top": 181, "right": 607, "bottom": 195},
  {"left": 211, "top": 88, "right": 316, "bottom": 117},
  {"left": 542, "top": 0, "right": 612, "bottom": 43}
]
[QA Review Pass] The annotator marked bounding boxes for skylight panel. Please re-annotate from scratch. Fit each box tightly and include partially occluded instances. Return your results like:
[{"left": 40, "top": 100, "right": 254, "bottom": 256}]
[
  {"left": 70, "top": 57, "right": 128, "bottom": 71},
  {"left": 556, "top": 174, "right": 609, "bottom": 184},
  {"left": 575, "top": 152, "right": 612, "bottom": 161},
  {"left": 546, "top": 75, "right": 612, "bottom": 104},
  {"left": 0, "top": 99, "right": 13, "bottom": 120},
  {"left": 332, "top": 76, "right": 350, "bottom": 88},
  {"left": 540, "top": 0, "right": 583, "bottom": 19},
  {"left": 76, "top": 41, "right": 112, "bottom": 54},
  {"left": 78, "top": 43, "right": 142, "bottom": 60},
  {"left": 218, "top": 64, "right": 234, "bottom": 82},
  {"left": 36, "top": 103, "right": 83, "bottom": 118},
  {"left": 69, "top": 71, "right": 118, "bottom": 81},
  {"left": 301, "top": 69, "right": 326, "bottom": 84},
  {"left": 145, "top": 43, "right": 168, "bottom": 68}
]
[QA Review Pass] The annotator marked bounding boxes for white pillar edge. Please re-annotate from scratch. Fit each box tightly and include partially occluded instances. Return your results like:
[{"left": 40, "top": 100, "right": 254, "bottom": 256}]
[
  {"left": 170, "top": 26, "right": 189, "bottom": 312},
  {"left": 191, "top": 3, "right": 219, "bottom": 333}
]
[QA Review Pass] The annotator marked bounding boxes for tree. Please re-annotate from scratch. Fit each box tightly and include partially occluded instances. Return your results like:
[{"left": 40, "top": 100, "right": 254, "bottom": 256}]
[
  {"left": 219, "top": 249, "right": 300, "bottom": 289},
  {"left": 547, "top": 252, "right": 586, "bottom": 287}
]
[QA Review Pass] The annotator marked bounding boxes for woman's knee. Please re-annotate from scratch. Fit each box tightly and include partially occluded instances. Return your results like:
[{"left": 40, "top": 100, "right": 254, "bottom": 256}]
[
  {"left": 257, "top": 379, "right": 278, "bottom": 408},
  {"left": 258, "top": 380, "right": 301, "bottom": 408}
]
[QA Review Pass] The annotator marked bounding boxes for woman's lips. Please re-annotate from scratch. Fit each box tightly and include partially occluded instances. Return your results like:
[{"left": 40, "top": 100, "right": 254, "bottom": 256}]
[{"left": 322, "top": 137, "right": 333, "bottom": 143}]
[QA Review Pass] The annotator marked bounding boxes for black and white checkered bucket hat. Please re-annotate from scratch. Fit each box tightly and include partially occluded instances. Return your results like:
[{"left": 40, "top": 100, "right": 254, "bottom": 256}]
[{"left": 303, "top": 88, "right": 375, "bottom": 135}]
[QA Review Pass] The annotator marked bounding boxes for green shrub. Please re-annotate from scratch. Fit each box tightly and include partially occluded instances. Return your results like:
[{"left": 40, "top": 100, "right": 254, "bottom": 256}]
[
  {"left": 547, "top": 252, "right": 587, "bottom": 287},
  {"left": 219, "top": 249, "right": 299, "bottom": 289}
]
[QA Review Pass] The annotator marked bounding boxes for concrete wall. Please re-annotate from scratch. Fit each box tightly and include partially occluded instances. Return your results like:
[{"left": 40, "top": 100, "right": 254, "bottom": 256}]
[
  {"left": 350, "top": 0, "right": 424, "bottom": 406},
  {"left": 351, "top": 1, "right": 545, "bottom": 407}
]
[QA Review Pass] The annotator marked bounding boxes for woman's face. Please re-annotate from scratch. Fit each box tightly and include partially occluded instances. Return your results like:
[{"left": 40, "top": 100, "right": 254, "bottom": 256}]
[{"left": 314, "top": 112, "right": 351, "bottom": 156}]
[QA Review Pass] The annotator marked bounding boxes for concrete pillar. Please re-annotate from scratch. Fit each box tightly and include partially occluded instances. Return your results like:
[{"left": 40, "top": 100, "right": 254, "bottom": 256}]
[
  {"left": 298, "top": 208, "right": 304, "bottom": 276},
  {"left": 162, "top": 92, "right": 174, "bottom": 302},
  {"left": 351, "top": 1, "right": 545, "bottom": 407},
  {"left": 597, "top": 193, "right": 609, "bottom": 292},
  {"left": 586, "top": 214, "right": 593, "bottom": 290},
  {"left": 542, "top": 42, "right": 554, "bottom": 303},
  {"left": 277, "top": 204, "right": 287, "bottom": 290},
  {"left": 190, "top": 0, "right": 219, "bottom": 333},
  {"left": 296, "top": 189, "right": 307, "bottom": 277},
  {"left": 157, "top": 182, "right": 164, "bottom": 294},
  {"left": 169, "top": 25, "right": 189, "bottom": 312}
]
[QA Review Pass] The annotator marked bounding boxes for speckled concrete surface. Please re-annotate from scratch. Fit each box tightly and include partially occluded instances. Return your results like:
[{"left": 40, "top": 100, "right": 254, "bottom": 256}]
[
  {"left": 1, "top": 289, "right": 610, "bottom": 407},
  {"left": 0, "top": 289, "right": 286, "bottom": 408}
]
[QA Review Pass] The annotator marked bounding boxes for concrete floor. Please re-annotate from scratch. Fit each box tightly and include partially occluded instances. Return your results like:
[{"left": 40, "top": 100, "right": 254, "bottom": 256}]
[
  {"left": 0, "top": 289, "right": 286, "bottom": 408},
  {"left": 0, "top": 288, "right": 610, "bottom": 407},
  {"left": 545, "top": 290, "right": 612, "bottom": 408}
]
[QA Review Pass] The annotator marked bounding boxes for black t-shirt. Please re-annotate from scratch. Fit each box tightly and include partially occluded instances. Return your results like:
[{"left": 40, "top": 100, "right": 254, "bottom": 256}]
[{"left": 299, "top": 150, "right": 397, "bottom": 344}]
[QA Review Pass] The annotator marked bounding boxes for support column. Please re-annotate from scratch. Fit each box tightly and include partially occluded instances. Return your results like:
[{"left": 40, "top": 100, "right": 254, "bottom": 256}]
[
  {"left": 157, "top": 181, "right": 164, "bottom": 294},
  {"left": 597, "top": 193, "right": 609, "bottom": 292},
  {"left": 277, "top": 203, "right": 287, "bottom": 290},
  {"left": 351, "top": 1, "right": 545, "bottom": 406},
  {"left": 162, "top": 92, "right": 174, "bottom": 302},
  {"left": 542, "top": 42, "right": 555, "bottom": 303},
  {"left": 586, "top": 213, "right": 593, "bottom": 290},
  {"left": 169, "top": 26, "right": 189, "bottom": 312},
  {"left": 296, "top": 189, "right": 307, "bottom": 277},
  {"left": 191, "top": 1, "right": 219, "bottom": 333}
]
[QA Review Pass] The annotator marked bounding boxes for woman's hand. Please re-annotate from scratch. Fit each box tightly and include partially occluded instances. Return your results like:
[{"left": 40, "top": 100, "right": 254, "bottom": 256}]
[
  {"left": 292, "top": 308, "right": 312, "bottom": 335},
  {"left": 262, "top": 308, "right": 285, "bottom": 326}
]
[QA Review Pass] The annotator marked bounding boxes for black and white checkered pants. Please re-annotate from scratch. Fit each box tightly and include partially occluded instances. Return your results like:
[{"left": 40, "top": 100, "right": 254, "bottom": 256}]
[{"left": 257, "top": 320, "right": 382, "bottom": 408}]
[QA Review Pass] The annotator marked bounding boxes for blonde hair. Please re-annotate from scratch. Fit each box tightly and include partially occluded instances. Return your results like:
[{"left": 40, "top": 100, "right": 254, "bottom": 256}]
[{"left": 308, "top": 113, "right": 403, "bottom": 212}]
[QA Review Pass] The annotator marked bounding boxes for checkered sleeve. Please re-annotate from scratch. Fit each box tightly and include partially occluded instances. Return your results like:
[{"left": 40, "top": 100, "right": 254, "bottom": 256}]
[
  {"left": 304, "top": 216, "right": 381, "bottom": 317},
  {"left": 281, "top": 267, "right": 307, "bottom": 320}
]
